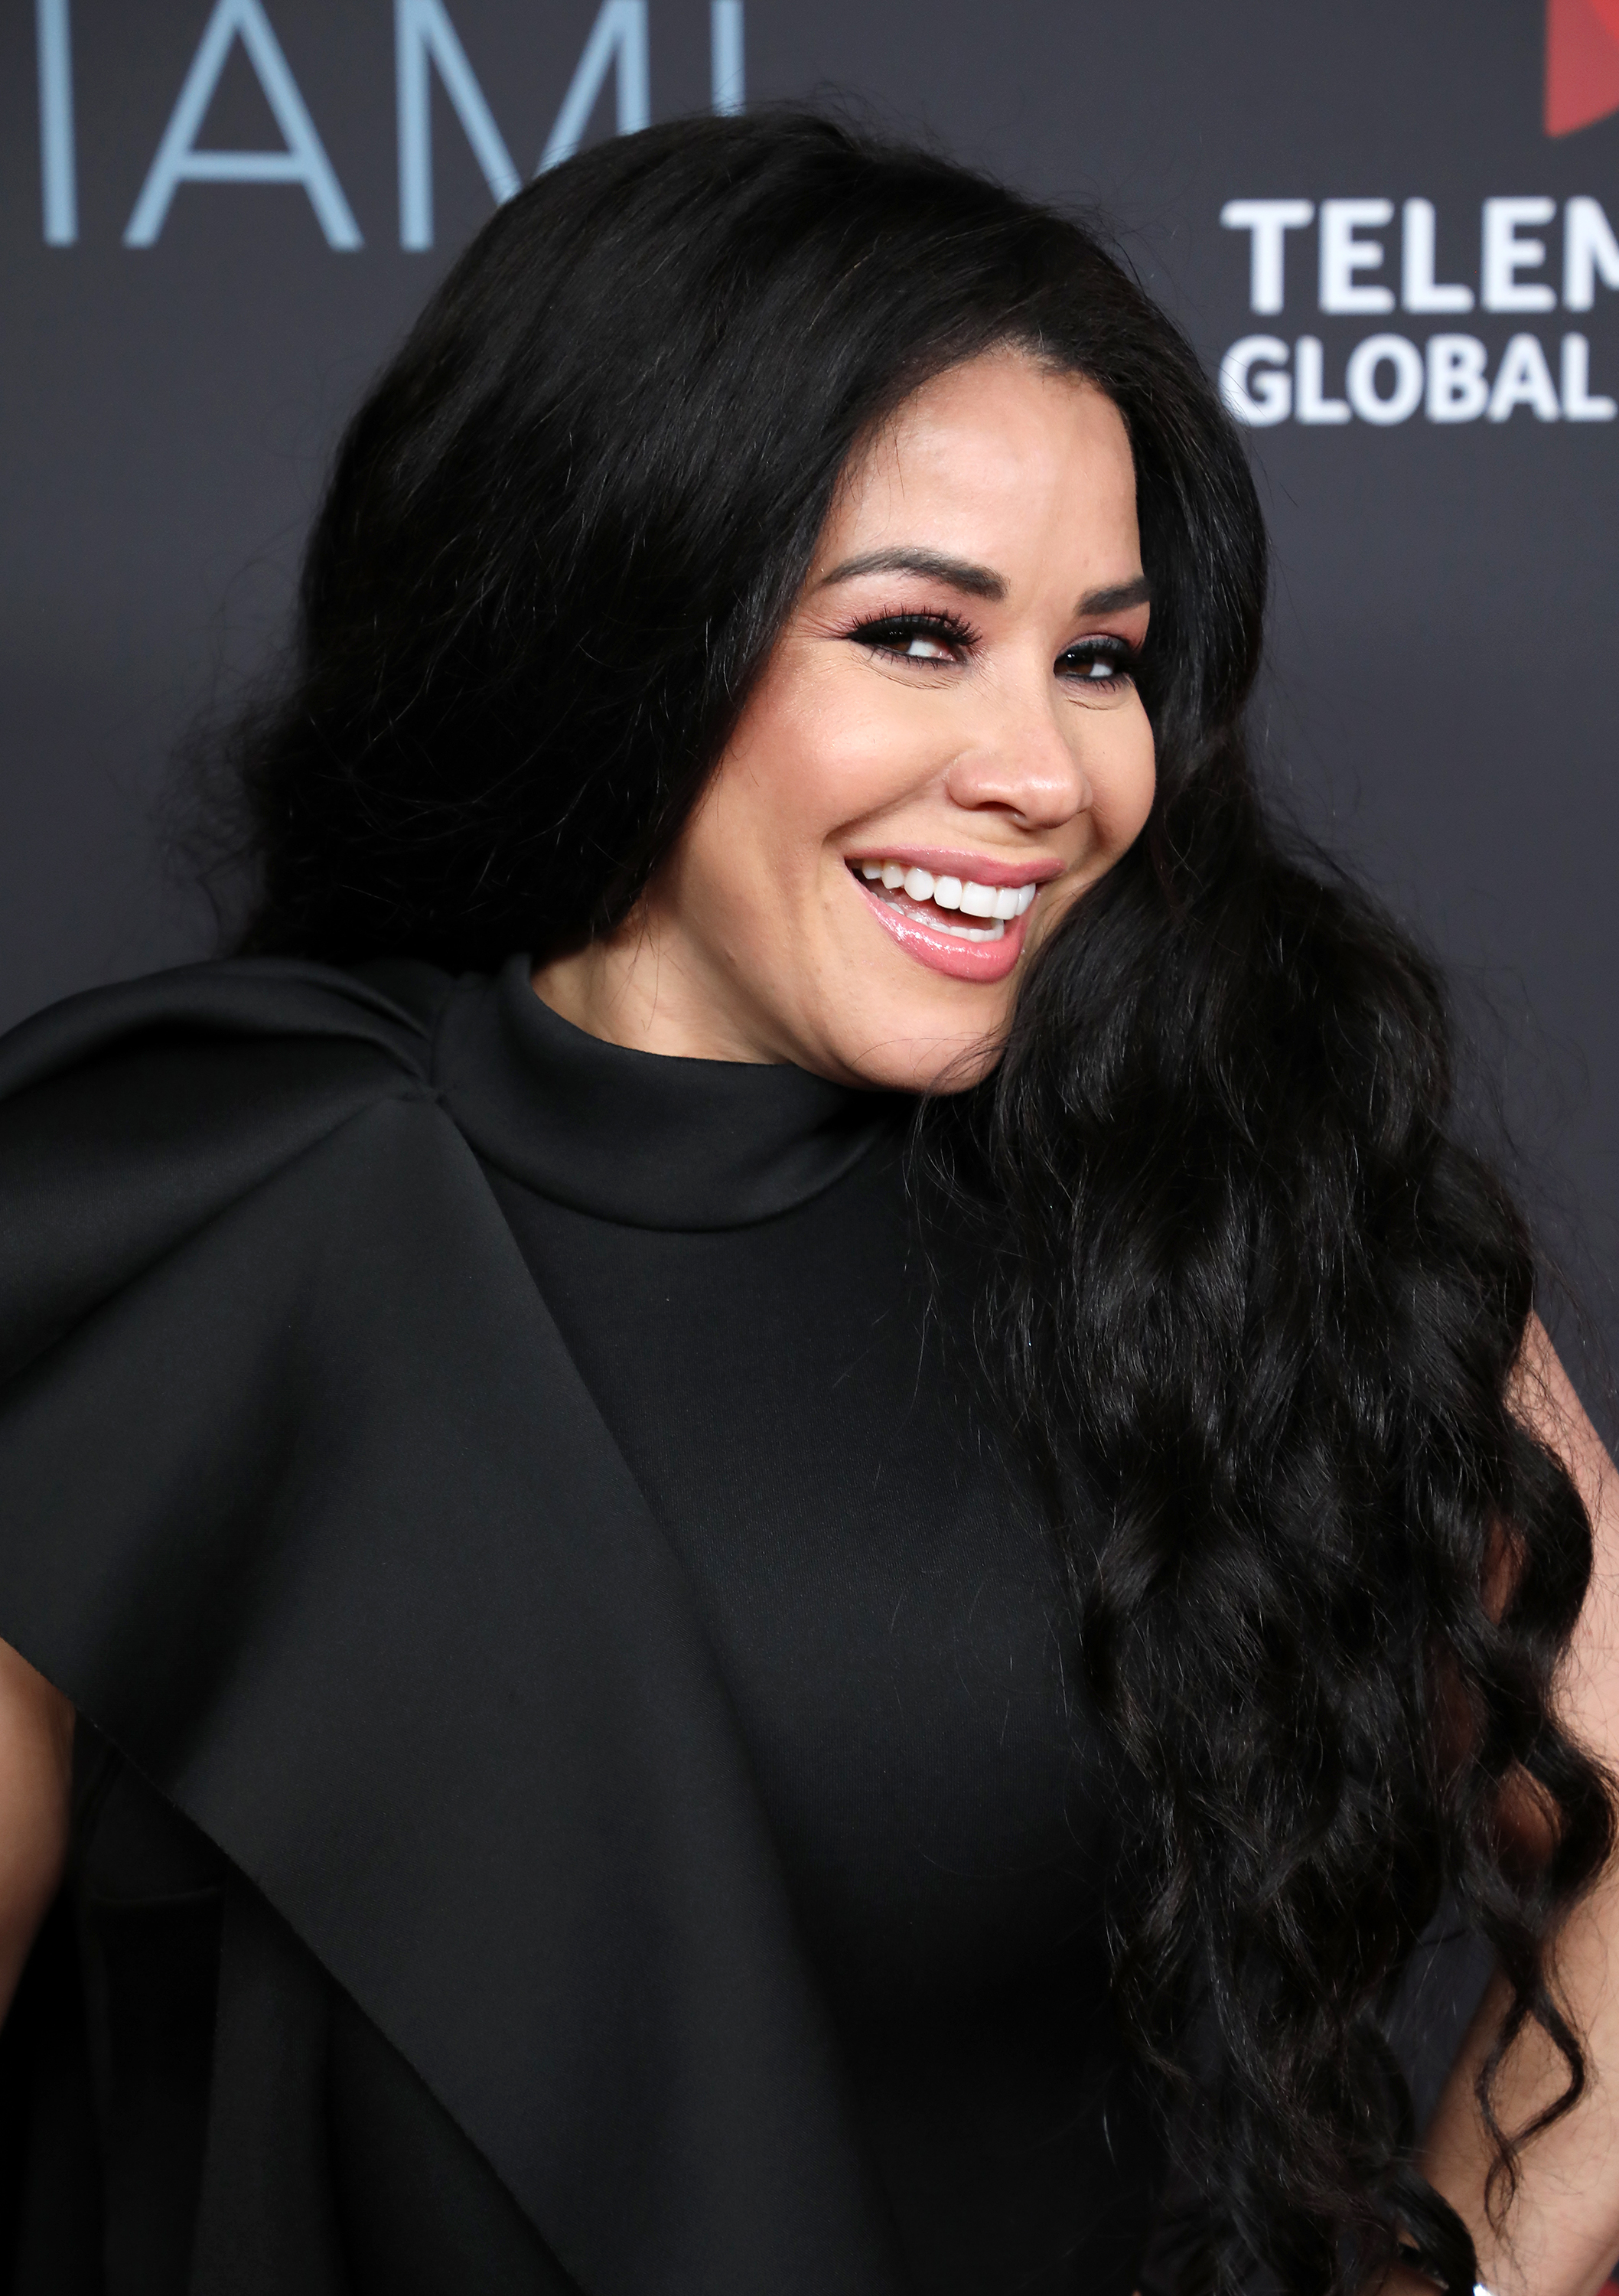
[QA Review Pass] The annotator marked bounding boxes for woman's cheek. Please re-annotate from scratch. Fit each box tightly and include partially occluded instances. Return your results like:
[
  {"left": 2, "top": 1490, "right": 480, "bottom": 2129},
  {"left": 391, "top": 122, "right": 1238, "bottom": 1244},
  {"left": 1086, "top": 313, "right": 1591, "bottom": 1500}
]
[
  {"left": 1036, "top": 716, "right": 1155, "bottom": 941},
  {"left": 1097, "top": 708, "right": 1156, "bottom": 854}
]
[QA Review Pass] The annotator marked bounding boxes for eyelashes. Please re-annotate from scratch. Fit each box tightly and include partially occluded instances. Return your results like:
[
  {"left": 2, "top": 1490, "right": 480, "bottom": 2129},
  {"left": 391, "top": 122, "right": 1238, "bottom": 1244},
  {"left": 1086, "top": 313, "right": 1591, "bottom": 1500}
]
[
  {"left": 845, "top": 608, "right": 981, "bottom": 663},
  {"left": 844, "top": 606, "right": 1142, "bottom": 690},
  {"left": 1055, "top": 635, "right": 1142, "bottom": 690}
]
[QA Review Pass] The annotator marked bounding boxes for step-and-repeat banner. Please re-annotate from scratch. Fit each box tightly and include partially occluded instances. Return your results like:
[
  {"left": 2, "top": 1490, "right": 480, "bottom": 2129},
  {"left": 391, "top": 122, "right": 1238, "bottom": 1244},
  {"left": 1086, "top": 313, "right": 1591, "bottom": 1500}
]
[{"left": 2, "top": 0, "right": 1615, "bottom": 1320}]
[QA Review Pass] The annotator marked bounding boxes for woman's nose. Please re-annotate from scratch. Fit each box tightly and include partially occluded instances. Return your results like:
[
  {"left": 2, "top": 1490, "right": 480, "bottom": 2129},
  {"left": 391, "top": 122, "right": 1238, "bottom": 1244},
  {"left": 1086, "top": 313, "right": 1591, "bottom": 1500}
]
[{"left": 941, "top": 696, "right": 1092, "bottom": 831}]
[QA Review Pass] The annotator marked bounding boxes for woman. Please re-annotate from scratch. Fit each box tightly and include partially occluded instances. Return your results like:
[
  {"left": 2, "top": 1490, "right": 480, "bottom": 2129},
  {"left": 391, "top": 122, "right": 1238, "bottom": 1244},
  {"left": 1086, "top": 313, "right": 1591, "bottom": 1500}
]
[{"left": 0, "top": 109, "right": 1614, "bottom": 2296}]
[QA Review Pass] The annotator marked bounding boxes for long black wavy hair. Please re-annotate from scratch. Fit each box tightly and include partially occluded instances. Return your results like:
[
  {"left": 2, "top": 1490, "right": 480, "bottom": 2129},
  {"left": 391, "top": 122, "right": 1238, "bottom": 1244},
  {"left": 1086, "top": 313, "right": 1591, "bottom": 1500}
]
[{"left": 225, "top": 109, "right": 1611, "bottom": 2294}]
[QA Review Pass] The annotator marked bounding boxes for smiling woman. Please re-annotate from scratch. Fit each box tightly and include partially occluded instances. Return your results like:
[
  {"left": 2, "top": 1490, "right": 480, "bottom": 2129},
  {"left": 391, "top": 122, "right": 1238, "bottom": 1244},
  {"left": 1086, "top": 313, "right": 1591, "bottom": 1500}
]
[
  {"left": 537, "top": 354, "right": 1156, "bottom": 1080},
  {"left": 0, "top": 108, "right": 1615, "bottom": 2296}
]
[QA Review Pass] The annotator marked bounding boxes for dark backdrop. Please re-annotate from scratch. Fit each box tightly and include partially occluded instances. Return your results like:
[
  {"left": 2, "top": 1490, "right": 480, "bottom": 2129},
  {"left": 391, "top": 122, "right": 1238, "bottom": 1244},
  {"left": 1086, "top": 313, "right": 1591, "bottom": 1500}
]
[{"left": 2, "top": 0, "right": 1616, "bottom": 1357}]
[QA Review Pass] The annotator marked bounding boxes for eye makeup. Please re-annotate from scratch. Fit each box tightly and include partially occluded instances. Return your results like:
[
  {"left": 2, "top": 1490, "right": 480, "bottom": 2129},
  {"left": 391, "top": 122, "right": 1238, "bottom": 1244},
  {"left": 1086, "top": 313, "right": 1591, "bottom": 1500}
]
[
  {"left": 844, "top": 605, "right": 1143, "bottom": 688},
  {"left": 845, "top": 607, "right": 981, "bottom": 662}
]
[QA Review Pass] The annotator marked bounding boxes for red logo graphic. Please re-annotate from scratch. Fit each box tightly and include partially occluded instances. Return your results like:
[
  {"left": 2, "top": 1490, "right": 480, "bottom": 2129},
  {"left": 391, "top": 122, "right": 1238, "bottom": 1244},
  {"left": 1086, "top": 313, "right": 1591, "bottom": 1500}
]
[{"left": 1546, "top": 0, "right": 1619, "bottom": 134}]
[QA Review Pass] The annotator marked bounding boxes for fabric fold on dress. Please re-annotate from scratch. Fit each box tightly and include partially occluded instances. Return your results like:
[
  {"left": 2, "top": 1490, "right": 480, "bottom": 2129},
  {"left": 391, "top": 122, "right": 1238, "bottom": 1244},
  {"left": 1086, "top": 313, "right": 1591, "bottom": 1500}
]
[{"left": 0, "top": 957, "right": 907, "bottom": 2296}]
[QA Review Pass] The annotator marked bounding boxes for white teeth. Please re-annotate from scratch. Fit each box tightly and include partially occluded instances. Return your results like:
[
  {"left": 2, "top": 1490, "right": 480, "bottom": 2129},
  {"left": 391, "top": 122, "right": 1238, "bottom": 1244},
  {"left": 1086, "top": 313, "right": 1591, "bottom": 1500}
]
[
  {"left": 852, "top": 858, "right": 1041, "bottom": 937},
  {"left": 917, "top": 915, "right": 1005, "bottom": 942}
]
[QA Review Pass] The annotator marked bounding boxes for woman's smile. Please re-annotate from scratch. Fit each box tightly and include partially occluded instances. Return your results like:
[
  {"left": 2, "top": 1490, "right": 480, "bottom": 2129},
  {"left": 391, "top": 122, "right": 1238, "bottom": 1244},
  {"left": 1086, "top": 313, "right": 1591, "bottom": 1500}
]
[{"left": 845, "top": 851, "right": 1058, "bottom": 981}]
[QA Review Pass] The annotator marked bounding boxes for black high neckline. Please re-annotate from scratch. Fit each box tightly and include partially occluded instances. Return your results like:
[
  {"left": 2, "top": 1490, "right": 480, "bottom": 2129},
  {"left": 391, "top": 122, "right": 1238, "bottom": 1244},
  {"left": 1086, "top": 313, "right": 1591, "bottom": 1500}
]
[{"left": 432, "top": 955, "right": 902, "bottom": 1233}]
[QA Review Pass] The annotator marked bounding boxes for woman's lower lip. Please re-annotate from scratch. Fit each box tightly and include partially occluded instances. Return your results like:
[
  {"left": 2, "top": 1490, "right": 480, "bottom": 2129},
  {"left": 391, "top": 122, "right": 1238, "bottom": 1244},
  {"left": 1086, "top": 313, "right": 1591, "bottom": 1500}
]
[{"left": 854, "top": 879, "right": 1029, "bottom": 983}]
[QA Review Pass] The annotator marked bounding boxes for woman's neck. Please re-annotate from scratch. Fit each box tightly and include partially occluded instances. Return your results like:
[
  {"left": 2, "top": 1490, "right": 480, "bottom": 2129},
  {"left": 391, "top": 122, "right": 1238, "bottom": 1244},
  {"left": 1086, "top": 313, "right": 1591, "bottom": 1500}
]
[{"left": 533, "top": 905, "right": 783, "bottom": 1066}]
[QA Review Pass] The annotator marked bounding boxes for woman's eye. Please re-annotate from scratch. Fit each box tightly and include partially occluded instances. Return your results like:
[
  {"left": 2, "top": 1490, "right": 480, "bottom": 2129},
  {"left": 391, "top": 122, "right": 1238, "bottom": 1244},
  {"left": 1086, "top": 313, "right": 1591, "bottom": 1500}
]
[
  {"left": 852, "top": 615, "right": 972, "bottom": 664},
  {"left": 1059, "top": 641, "right": 1137, "bottom": 689}
]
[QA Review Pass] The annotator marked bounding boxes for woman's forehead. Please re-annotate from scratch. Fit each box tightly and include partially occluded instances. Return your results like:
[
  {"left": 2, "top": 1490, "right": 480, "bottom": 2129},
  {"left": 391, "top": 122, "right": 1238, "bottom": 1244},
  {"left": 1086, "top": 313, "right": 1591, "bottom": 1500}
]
[{"left": 817, "top": 356, "right": 1140, "bottom": 588}]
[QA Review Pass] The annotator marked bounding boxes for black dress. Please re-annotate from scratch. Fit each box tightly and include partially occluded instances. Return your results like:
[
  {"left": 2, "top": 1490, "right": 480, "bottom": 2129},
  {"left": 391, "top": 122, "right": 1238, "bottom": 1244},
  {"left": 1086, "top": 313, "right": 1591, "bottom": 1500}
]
[{"left": 0, "top": 954, "right": 1160, "bottom": 2295}]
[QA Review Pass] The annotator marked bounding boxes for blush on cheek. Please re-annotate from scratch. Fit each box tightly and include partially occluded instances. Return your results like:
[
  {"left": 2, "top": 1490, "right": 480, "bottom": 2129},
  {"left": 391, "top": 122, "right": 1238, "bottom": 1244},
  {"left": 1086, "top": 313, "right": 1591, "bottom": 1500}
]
[
  {"left": 1090, "top": 735, "right": 1156, "bottom": 862},
  {"left": 1033, "top": 735, "right": 1155, "bottom": 940},
  {"left": 1120, "top": 768, "right": 1158, "bottom": 851}
]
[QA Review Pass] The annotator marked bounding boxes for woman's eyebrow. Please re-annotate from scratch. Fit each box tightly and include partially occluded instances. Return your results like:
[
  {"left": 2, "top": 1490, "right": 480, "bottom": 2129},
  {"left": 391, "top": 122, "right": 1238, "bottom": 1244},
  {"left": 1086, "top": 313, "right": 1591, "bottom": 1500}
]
[
  {"left": 816, "top": 553, "right": 1152, "bottom": 620},
  {"left": 1077, "top": 576, "right": 1151, "bottom": 615},
  {"left": 813, "top": 553, "right": 1157, "bottom": 620},
  {"left": 816, "top": 548, "right": 1006, "bottom": 600}
]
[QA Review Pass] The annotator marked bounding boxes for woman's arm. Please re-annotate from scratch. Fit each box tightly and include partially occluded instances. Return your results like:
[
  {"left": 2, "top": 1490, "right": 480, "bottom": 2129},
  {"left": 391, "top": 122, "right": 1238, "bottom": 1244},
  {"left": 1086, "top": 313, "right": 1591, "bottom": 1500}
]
[
  {"left": 1411, "top": 1322, "right": 1619, "bottom": 2296},
  {"left": 0, "top": 1638, "right": 72, "bottom": 2020}
]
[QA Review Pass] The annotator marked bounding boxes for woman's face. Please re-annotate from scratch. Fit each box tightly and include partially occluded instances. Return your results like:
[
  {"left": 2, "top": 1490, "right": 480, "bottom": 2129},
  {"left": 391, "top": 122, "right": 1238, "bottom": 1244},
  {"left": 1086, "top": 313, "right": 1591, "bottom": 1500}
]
[{"left": 537, "top": 347, "right": 1156, "bottom": 1091}]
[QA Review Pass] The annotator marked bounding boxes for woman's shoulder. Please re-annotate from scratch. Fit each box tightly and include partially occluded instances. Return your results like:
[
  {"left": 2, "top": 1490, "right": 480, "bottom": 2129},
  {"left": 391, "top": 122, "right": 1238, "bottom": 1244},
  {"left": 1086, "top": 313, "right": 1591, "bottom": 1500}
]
[
  {"left": 0, "top": 952, "right": 464, "bottom": 1203},
  {"left": 0, "top": 955, "right": 469, "bottom": 1392},
  {"left": 0, "top": 952, "right": 454, "bottom": 1112}
]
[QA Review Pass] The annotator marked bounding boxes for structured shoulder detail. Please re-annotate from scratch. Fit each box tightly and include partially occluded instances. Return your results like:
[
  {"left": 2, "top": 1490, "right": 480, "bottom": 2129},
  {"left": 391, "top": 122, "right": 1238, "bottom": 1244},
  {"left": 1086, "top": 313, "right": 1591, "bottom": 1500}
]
[
  {"left": 0, "top": 958, "right": 457, "bottom": 1397},
  {"left": 0, "top": 954, "right": 445, "bottom": 1107}
]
